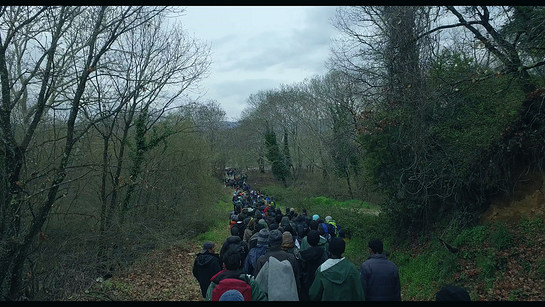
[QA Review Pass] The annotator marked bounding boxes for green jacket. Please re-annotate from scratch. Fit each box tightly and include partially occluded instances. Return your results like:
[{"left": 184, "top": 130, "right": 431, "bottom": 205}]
[
  {"left": 205, "top": 270, "right": 268, "bottom": 301},
  {"left": 300, "top": 235, "right": 329, "bottom": 254},
  {"left": 309, "top": 258, "right": 365, "bottom": 301}
]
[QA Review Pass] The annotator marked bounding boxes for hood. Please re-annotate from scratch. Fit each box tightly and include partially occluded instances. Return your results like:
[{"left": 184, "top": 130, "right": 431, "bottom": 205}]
[
  {"left": 319, "top": 258, "right": 350, "bottom": 285},
  {"left": 195, "top": 252, "right": 218, "bottom": 267},
  {"left": 210, "top": 269, "right": 244, "bottom": 284},
  {"left": 299, "top": 246, "right": 325, "bottom": 262}
]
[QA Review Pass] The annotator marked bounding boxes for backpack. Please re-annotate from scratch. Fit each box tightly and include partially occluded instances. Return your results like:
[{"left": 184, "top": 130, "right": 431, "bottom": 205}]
[
  {"left": 211, "top": 275, "right": 252, "bottom": 301},
  {"left": 320, "top": 223, "right": 331, "bottom": 241},
  {"left": 326, "top": 220, "right": 338, "bottom": 237}
]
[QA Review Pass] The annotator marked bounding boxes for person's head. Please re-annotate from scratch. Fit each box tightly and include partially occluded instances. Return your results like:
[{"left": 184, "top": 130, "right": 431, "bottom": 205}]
[
  {"left": 329, "top": 237, "right": 345, "bottom": 258},
  {"left": 268, "top": 229, "right": 283, "bottom": 248},
  {"left": 219, "top": 289, "right": 244, "bottom": 301},
  {"left": 309, "top": 220, "right": 319, "bottom": 230},
  {"left": 435, "top": 285, "right": 470, "bottom": 301},
  {"left": 325, "top": 216, "right": 332, "bottom": 222},
  {"left": 222, "top": 246, "right": 243, "bottom": 270},
  {"left": 269, "top": 223, "right": 279, "bottom": 231},
  {"left": 281, "top": 231, "right": 294, "bottom": 248},
  {"left": 368, "top": 238, "right": 383, "bottom": 254},
  {"left": 312, "top": 214, "right": 320, "bottom": 221},
  {"left": 201, "top": 241, "right": 214, "bottom": 254},
  {"left": 307, "top": 230, "right": 320, "bottom": 247},
  {"left": 257, "top": 228, "right": 269, "bottom": 246},
  {"left": 280, "top": 216, "right": 290, "bottom": 227},
  {"left": 283, "top": 224, "right": 295, "bottom": 238},
  {"left": 230, "top": 226, "right": 239, "bottom": 237}
]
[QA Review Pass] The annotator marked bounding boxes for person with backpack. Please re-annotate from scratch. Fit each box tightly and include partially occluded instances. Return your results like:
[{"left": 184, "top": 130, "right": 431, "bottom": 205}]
[
  {"left": 300, "top": 220, "right": 329, "bottom": 255},
  {"left": 219, "top": 232, "right": 249, "bottom": 269},
  {"left": 206, "top": 245, "right": 267, "bottom": 301},
  {"left": 324, "top": 216, "right": 343, "bottom": 238},
  {"left": 309, "top": 237, "right": 364, "bottom": 301},
  {"left": 254, "top": 229, "right": 301, "bottom": 301},
  {"left": 297, "top": 230, "right": 328, "bottom": 301},
  {"left": 243, "top": 228, "right": 269, "bottom": 276},
  {"left": 360, "top": 238, "right": 401, "bottom": 301},
  {"left": 192, "top": 241, "right": 222, "bottom": 299}
]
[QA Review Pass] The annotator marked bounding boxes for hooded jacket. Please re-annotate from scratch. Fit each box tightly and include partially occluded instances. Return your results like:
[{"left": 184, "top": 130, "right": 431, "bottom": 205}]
[
  {"left": 299, "top": 234, "right": 329, "bottom": 254},
  {"left": 309, "top": 257, "right": 365, "bottom": 301},
  {"left": 298, "top": 246, "right": 328, "bottom": 301},
  {"left": 360, "top": 253, "right": 401, "bottom": 301},
  {"left": 243, "top": 244, "right": 268, "bottom": 276},
  {"left": 254, "top": 246, "right": 301, "bottom": 292},
  {"left": 192, "top": 251, "right": 221, "bottom": 298}
]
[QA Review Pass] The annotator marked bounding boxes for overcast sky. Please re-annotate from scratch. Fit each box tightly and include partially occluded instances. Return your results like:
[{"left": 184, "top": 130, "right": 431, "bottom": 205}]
[{"left": 177, "top": 6, "right": 340, "bottom": 121}]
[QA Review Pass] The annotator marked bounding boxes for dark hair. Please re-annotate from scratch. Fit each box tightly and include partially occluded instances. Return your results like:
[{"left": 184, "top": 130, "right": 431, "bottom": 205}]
[
  {"left": 284, "top": 224, "right": 295, "bottom": 238},
  {"left": 223, "top": 247, "right": 242, "bottom": 270},
  {"left": 231, "top": 226, "right": 240, "bottom": 237},
  {"left": 368, "top": 238, "right": 383, "bottom": 254},
  {"left": 309, "top": 220, "right": 319, "bottom": 230},
  {"left": 329, "top": 237, "right": 345, "bottom": 256},
  {"left": 307, "top": 230, "right": 320, "bottom": 246}
]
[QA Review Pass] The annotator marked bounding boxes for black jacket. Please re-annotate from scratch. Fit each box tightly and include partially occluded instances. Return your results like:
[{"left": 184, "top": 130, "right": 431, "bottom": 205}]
[
  {"left": 192, "top": 251, "right": 221, "bottom": 298},
  {"left": 298, "top": 245, "right": 328, "bottom": 300}
]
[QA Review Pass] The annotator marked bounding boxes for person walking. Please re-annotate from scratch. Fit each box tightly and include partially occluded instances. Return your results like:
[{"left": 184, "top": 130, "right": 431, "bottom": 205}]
[
  {"left": 192, "top": 242, "right": 221, "bottom": 299},
  {"left": 360, "top": 238, "right": 401, "bottom": 301},
  {"left": 254, "top": 229, "right": 301, "bottom": 300},
  {"left": 300, "top": 220, "right": 328, "bottom": 254},
  {"left": 309, "top": 237, "right": 364, "bottom": 301},
  {"left": 297, "top": 230, "right": 328, "bottom": 301},
  {"left": 243, "top": 228, "right": 269, "bottom": 276},
  {"left": 206, "top": 245, "right": 267, "bottom": 301}
]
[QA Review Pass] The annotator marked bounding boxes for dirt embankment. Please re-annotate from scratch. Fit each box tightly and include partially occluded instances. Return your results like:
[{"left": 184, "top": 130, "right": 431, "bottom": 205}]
[{"left": 482, "top": 172, "right": 545, "bottom": 224}]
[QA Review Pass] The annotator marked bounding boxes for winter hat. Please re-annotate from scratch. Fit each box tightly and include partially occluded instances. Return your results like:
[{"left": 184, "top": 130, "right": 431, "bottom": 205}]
[
  {"left": 258, "top": 218, "right": 267, "bottom": 228},
  {"left": 281, "top": 216, "right": 290, "bottom": 227},
  {"left": 325, "top": 216, "right": 332, "bottom": 222},
  {"left": 435, "top": 285, "right": 470, "bottom": 301},
  {"left": 312, "top": 214, "right": 319, "bottom": 221},
  {"left": 201, "top": 241, "right": 214, "bottom": 253},
  {"left": 219, "top": 289, "right": 244, "bottom": 301},
  {"left": 269, "top": 223, "right": 279, "bottom": 231},
  {"left": 281, "top": 231, "right": 294, "bottom": 247},
  {"left": 329, "top": 237, "right": 345, "bottom": 256},
  {"left": 268, "top": 229, "right": 283, "bottom": 247},
  {"left": 307, "top": 230, "right": 320, "bottom": 247},
  {"left": 257, "top": 228, "right": 270, "bottom": 245}
]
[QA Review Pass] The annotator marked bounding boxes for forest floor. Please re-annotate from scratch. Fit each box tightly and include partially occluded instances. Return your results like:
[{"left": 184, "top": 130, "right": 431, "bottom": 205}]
[{"left": 71, "top": 171, "right": 545, "bottom": 301}]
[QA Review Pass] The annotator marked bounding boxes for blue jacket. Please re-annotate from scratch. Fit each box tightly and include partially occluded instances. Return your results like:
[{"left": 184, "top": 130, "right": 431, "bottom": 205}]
[
  {"left": 360, "top": 253, "right": 401, "bottom": 301},
  {"left": 244, "top": 244, "right": 268, "bottom": 276}
]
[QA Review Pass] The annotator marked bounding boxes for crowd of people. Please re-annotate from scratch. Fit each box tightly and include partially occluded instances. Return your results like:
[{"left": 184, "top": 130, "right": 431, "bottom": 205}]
[{"left": 192, "top": 173, "right": 470, "bottom": 301}]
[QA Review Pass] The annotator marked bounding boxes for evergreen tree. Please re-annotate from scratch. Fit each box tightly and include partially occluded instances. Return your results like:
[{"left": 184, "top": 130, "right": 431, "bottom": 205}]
[{"left": 264, "top": 127, "right": 289, "bottom": 186}]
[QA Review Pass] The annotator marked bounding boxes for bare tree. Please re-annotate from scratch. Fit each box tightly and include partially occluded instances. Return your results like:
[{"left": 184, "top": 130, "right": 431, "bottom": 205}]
[{"left": 0, "top": 6, "right": 167, "bottom": 300}]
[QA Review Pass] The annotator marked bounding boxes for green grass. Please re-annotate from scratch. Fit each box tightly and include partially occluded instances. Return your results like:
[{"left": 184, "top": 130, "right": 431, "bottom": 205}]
[{"left": 194, "top": 192, "right": 236, "bottom": 248}]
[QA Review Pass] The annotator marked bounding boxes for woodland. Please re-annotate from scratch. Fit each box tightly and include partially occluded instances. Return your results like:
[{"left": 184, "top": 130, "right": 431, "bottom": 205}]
[{"left": 1, "top": 6, "right": 545, "bottom": 301}]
